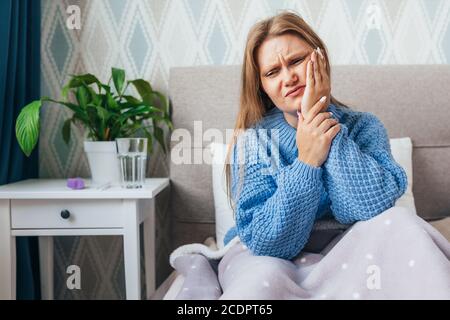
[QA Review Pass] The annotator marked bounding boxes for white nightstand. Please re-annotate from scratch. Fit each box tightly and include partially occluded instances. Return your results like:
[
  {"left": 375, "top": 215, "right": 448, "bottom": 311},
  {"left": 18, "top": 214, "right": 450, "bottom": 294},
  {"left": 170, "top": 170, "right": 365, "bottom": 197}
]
[{"left": 0, "top": 178, "right": 169, "bottom": 300}]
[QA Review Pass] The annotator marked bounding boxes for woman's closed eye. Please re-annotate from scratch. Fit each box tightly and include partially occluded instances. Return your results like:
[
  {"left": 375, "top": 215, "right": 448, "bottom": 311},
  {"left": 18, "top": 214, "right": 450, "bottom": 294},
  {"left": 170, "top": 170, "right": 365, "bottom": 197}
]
[
  {"left": 291, "top": 58, "right": 304, "bottom": 65},
  {"left": 266, "top": 69, "right": 279, "bottom": 77}
]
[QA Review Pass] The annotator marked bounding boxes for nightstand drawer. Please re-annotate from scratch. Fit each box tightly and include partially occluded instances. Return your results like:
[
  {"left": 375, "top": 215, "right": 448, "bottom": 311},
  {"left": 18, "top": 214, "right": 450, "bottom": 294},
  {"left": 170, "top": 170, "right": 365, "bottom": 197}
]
[{"left": 11, "top": 199, "right": 125, "bottom": 229}]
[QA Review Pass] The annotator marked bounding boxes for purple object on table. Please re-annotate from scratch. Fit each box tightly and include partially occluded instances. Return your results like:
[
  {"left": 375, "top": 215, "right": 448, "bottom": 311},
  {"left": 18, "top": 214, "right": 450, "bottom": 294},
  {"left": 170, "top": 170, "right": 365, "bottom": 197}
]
[{"left": 67, "top": 178, "right": 85, "bottom": 190}]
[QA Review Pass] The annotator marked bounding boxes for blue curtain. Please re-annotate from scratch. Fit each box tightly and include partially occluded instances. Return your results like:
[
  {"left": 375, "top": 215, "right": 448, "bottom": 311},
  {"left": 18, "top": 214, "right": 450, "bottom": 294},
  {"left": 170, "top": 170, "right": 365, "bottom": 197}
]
[{"left": 0, "top": 0, "right": 41, "bottom": 300}]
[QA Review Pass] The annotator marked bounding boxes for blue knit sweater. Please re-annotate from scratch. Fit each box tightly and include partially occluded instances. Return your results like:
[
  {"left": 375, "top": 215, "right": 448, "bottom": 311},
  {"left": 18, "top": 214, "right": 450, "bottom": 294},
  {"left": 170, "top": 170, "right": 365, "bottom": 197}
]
[{"left": 223, "top": 103, "right": 407, "bottom": 259}]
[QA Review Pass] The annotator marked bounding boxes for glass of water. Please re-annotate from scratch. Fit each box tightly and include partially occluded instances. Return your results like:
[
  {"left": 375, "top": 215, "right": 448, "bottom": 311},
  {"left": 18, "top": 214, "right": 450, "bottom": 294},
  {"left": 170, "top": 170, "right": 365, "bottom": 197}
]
[{"left": 116, "top": 138, "right": 148, "bottom": 189}]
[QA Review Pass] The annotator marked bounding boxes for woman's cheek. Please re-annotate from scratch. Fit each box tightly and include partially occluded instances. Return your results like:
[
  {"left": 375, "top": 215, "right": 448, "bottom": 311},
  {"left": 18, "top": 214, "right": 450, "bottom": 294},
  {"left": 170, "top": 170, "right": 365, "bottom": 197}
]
[
  {"left": 298, "top": 65, "right": 307, "bottom": 82},
  {"left": 268, "top": 81, "right": 280, "bottom": 102}
]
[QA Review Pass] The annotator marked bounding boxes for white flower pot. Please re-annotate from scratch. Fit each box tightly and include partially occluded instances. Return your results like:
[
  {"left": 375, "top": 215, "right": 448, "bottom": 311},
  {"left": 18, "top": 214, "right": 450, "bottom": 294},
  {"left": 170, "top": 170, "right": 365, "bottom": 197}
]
[{"left": 84, "top": 141, "right": 121, "bottom": 186}]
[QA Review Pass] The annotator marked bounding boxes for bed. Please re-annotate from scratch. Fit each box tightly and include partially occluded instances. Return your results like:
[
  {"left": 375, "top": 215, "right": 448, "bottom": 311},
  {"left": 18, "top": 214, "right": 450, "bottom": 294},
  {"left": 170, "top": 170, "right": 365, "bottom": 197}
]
[{"left": 151, "top": 65, "right": 450, "bottom": 299}]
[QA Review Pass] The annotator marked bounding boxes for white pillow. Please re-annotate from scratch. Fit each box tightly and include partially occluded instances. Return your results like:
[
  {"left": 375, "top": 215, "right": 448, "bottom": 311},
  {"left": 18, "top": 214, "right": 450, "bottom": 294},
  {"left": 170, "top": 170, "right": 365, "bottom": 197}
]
[
  {"left": 209, "top": 138, "right": 417, "bottom": 248},
  {"left": 209, "top": 142, "right": 235, "bottom": 250},
  {"left": 390, "top": 137, "right": 417, "bottom": 215}
]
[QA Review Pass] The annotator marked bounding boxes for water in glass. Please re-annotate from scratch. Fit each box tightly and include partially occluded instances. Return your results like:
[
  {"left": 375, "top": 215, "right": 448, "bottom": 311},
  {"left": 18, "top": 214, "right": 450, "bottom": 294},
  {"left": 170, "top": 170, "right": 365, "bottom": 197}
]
[{"left": 116, "top": 138, "right": 148, "bottom": 188}]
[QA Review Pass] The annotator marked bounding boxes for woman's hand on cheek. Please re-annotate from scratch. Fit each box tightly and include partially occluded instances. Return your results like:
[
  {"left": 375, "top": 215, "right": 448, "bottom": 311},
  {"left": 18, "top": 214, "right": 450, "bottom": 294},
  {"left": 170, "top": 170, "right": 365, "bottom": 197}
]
[{"left": 300, "top": 49, "right": 331, "bottom": 114}]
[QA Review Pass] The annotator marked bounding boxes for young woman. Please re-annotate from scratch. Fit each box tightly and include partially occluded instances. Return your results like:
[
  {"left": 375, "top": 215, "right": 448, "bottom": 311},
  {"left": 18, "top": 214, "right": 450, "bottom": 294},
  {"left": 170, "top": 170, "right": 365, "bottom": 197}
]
[
  {"left": 170, "top": 11, "right": 450, "bottom": 300},
  {"left": 223, "top": 12, "right": 407, "bottom": 259}
]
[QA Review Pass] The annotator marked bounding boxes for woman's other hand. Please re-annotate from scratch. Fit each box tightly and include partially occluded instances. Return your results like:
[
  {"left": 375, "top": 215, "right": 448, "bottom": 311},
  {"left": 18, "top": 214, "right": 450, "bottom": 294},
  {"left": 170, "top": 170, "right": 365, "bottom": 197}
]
[{"left": 296, "top": 97, "right": 341, "bottom": 167}]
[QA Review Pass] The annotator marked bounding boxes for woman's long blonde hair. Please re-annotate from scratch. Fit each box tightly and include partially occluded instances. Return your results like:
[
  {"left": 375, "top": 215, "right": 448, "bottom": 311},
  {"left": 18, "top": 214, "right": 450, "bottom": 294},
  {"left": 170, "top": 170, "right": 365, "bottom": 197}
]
[{"left": 225, "top": 11, "right": 348, "bottom": 211}]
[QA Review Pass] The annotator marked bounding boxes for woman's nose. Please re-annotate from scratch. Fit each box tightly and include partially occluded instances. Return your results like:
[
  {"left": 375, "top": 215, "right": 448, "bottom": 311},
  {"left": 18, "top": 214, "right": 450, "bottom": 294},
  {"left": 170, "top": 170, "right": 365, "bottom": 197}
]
[{"left": 283, "top": 68, "right": 298, "bottom": 86}]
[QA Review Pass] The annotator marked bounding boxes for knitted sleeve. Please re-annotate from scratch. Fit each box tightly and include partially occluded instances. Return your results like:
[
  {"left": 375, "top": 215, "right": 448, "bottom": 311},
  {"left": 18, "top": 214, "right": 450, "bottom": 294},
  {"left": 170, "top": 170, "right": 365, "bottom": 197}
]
[
  {"left": 231, "top": 129, "right": 323, "bottom": 260},
  {"left": 323, "top": 112, "right": 408, "bottom": 224}
]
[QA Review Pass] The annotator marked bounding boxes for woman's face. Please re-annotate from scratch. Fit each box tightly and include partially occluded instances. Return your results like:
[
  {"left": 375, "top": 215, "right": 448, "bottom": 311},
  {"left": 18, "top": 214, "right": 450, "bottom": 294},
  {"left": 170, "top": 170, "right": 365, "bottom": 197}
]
[{"left": 257, "top": 33, "right": 313, "bottom": 114}]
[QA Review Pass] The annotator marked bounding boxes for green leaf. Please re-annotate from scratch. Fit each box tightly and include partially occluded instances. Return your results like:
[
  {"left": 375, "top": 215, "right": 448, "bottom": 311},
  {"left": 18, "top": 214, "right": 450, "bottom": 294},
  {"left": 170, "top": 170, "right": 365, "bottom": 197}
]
[
  {"left": 112, "top": 68, "right": 126, "bottom": 96},
  {"left": 152, "top": 91, "right": 169, "bottom": 113},
  {"left": 101, "top": 84, "right": 112, "bottom": 94},
  {"left": 110, "top": 121, "right": 123, "bottom": 140},
  {"left": 129, "top": 79, "right": 153, "bottom": 104},
  {"left": 143, "top": 128, "right": 154, "bottom": 155},
  {"left": 153, "top": 125, "right": 166, "bottom": 154},
  {"left": 76, "top": 86, "right": 89, "bottom": 109},
  {"left": 96, "top": 106, "right": 111, "bottom": 122},
  {"left": 61, "top": 86, "right": 70, "bottom": 101},
  {"left": 165, "top": 116, "right": 174, "bottom": 131},
  {"left": 140, "top": 114, "right": 166, "bottom": 122},
  {"left": 147, "top": 136, "right": 153, "bottom": 155},
  {"left": 44, "top": 98, "right": 89, "bottom": 123},
  {"left": 118, "top": 105, "right": 160, "bottom": 124},
  {"left": 62, "top": 118, "right": 72, "bottom": 145},
  {"left": 15, "top": 100, "right": 42, "bottom": 157},
  {"left": 122, "top": 95, "right": 141, "bottom": 105},
  {"left": 71, "top": 74, "right": 102, "bottom": 85},
  {"left": 85, "top": 86, "right": 100, "bottom": 105},
  {"left": 142, "top": 127, "right": 153, "bottom": 154},
  {"left": 86, "top": 105, "right": 99, "bottom": 128},
  {"left": 62, "top": 74, "right": 101, "bottom": 100},
  {"left": 121, "top": 122, "right": 142, "bottom": 137},
  {"left": 72, "top": 114, "right": 86, "bottom": 126},
  {"left": 106, "top": 92, "right": 119, "bottom": 110}
]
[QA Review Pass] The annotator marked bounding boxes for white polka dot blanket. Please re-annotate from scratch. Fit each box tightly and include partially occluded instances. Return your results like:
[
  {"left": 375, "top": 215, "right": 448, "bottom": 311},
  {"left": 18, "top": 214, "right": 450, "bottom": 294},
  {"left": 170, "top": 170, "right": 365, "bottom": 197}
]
[{"left": 169, "top": 207, "right": 450, "bottom": 299}]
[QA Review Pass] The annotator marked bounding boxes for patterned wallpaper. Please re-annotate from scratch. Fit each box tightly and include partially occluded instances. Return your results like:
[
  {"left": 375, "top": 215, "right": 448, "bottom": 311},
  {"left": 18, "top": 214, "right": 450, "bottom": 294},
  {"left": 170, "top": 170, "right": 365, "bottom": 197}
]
[{"left": 40, "top": 0, "right": 450, "bottom": 299}]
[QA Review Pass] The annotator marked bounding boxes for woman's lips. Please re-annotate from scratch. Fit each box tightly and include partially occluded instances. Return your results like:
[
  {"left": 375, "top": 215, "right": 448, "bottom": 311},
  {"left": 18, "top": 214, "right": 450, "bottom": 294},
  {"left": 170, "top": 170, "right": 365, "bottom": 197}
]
[{"left": 286, "top": 86, "right": 305, "bottom": 98}]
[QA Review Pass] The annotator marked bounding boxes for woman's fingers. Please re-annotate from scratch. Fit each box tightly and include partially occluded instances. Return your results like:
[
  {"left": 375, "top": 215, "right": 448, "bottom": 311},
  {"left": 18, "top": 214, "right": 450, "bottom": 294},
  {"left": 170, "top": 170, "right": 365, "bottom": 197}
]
[
  {"left": 317, "top": 48, "right": 328, "bottom": 82},
  {"left": 313, "top": 50, "right": 322, "bottom": 84},
  {"left": 325, "top": 122, "right": 341, "bottom": 139},
  {"left": 306, "top": 60, "right": 314, "bottom": 88},
  {"left": 317, "top": 117, "right": 338, "bottom": 133},
  {"left": 311, "top": 111, "right": 334, "bottom": 128},
  {"left": 312, "top": 51, "right": 321, "bottom": 83},
  {"left": 315, "top": 48, "right": 330, "bottom": 108},
  {"left": 304, "top": 96, "right": 327, "bottom": 123},
  {"left": 317, "top": 47, "right": 325, "bottom": 61}
]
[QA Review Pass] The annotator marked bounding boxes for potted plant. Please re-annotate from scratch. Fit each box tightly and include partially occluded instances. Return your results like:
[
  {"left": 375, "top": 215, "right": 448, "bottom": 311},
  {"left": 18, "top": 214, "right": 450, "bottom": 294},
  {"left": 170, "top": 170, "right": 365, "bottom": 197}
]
[{"left": 15, "top": 67, "right": 173, "bottom": 185}]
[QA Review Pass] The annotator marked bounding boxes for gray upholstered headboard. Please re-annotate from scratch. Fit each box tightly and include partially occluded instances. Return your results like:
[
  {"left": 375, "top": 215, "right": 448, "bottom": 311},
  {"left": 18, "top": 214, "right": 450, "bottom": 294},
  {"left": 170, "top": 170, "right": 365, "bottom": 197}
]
[{"left": 168, "top": 65, "right": 450, "bottom": 249}]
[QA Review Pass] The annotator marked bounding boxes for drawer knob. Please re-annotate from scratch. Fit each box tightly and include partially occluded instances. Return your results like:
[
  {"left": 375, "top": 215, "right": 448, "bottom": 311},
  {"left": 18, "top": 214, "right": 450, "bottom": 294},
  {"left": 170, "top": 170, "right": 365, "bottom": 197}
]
[{"left": 60, "top": 210, "right": 71, "bottom": 219}]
